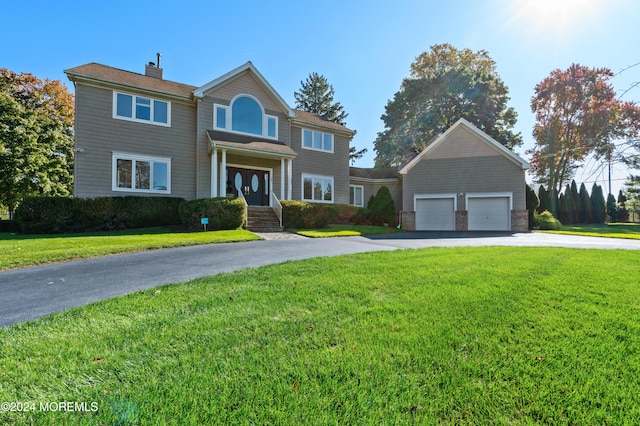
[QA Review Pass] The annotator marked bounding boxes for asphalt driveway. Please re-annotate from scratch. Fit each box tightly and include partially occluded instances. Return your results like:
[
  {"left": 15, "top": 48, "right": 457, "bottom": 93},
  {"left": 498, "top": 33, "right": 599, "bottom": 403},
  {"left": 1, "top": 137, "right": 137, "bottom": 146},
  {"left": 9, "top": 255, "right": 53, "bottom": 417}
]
[{"left": 1, "top": 232, "right": 639, "bottom": 328}]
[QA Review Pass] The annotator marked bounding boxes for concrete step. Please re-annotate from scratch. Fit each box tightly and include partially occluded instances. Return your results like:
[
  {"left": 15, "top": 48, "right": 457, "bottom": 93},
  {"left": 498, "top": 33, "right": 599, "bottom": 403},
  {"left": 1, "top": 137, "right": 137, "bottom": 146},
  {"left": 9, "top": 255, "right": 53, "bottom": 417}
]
[{"left": 246, "top": 206, "right": 282, "bottom": 232}]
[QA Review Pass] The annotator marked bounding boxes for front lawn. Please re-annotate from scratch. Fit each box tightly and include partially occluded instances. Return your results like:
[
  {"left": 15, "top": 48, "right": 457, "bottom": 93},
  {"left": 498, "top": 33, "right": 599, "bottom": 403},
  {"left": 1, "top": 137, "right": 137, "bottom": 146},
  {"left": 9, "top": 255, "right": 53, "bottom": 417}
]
[
  {"left": 295, "top": 224, "right": 403, "bottom": 238},
  {"left": 538, "top": 223, "right": 640, "bottom": 240},
  {"left": 0, "top": 229, "right": 260, "bottom": 270},
  {"left": 1, "top": 247, "right": 639, "bottom": 424}
]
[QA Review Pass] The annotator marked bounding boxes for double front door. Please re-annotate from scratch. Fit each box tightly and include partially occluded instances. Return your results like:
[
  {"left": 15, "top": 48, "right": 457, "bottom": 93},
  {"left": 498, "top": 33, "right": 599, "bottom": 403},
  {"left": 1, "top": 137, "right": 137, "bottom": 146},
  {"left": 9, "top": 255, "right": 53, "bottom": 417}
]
[{"left": 226, "top": 167, "right": 269, "bottom": 206}]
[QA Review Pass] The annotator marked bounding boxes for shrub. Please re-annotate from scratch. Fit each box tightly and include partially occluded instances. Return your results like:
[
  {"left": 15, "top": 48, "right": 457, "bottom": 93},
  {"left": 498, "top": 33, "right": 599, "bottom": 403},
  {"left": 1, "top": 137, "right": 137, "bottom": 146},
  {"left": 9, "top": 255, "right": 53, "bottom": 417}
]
[
  {"left": 526, "top": 184, "right": 540, "bottom": 230},
  {"left": 178, "top": 198, "right": 245, "bottom": 231},
  {"left": 332, "top": 204, "right": 367, "bottom": 225},
  {"left": 533, "top": 210, "right": 562, "bottom": 230},
  {"left": 365, "top": 186, "right": 396, "bottom": 226},
  {"left": 0, "top": 220, "right": 19, "bottom": 233},
  {"left": 15, "top": 196, "right": 184, "bottom": 234},
  {"left": 281, "top": 200, "right": 338, "bottom": 229}
]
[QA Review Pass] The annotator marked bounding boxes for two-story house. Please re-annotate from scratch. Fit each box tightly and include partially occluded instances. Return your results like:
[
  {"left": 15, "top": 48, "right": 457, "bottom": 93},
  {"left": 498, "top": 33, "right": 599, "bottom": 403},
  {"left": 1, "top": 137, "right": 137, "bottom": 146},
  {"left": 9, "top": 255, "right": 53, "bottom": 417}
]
[{"left": 65, "top": 60, "right": 355, "bottom": 230}]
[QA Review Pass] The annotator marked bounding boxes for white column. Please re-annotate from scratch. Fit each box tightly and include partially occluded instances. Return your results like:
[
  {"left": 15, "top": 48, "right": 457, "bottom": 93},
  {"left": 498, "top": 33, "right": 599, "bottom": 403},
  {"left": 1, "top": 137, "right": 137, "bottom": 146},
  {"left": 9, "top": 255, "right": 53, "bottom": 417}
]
[
  {"left": 287, "top": 159, "right": 293, "bottom": 200},
  {"left": 211, "top": 148, "right": 218, "bottom": 198},
  {"left": 280, "top": 158, "right": 286, "bottom": 200},
  {"left": 219, "top": 149, "right": 227, "bottom": 197}
]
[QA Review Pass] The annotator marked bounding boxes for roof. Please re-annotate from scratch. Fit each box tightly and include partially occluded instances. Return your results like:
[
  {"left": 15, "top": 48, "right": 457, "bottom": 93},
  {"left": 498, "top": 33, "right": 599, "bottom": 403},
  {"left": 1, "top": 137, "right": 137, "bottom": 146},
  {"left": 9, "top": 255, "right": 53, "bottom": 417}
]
[
  {"left": 194, "top": 62, "right": 296, "bottom": 118},
  {"left": 292, "top": 110, "right": 355, "bottom": 135},
  {"left": 350, "top": 167, "right": 400, "bottom": 180},
  {"left": 64, "top": 63, "right": 196, "bottom": 100},
  {"left": 399, "top": 118, "right": 530, "bottom": 175},
  {"left": 206, "top": 130, "right": 297, "bottom": 158},
  {"left": 65, "top": 61, "right": 355, "bottom": 135}
]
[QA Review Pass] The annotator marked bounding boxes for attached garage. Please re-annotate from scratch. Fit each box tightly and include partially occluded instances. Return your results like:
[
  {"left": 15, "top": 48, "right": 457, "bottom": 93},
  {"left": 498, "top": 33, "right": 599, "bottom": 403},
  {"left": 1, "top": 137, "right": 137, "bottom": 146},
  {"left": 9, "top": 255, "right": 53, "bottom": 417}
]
[
  {"left": 467, "top": 194, "right": 511, "bottom": 231},
  {"left": 414, "top": 195, "right": 456, "bottom": 231}
]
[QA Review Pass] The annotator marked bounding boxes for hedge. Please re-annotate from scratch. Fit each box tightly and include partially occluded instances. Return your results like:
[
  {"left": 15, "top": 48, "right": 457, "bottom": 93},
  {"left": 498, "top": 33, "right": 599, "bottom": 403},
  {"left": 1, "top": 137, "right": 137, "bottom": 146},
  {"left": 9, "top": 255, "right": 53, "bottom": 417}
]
[
  {"left": 281, "top": 200, "right": 338, "bottom": 229},
  {"left": 533, "top": 210, "right": 562, "bottom": 230},
  {"left": 14, "top": 196, "right": 184, "bottom": 234},
  {"left": 178, "top": 198, "right": 245, "bottom": 231}
]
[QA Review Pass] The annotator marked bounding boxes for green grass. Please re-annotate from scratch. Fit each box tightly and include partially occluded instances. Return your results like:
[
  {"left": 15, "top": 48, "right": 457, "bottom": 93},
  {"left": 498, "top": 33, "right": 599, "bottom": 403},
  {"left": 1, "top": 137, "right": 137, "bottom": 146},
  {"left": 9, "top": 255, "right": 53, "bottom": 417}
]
[
  {"left": 539, "top": 223, "right": 640, "bottom": 240},
  {"left": 295, "top": 223, "right": 403, "bottom": 238},
  {"left": 1, "top": 247, "right": 639, "bottom": 424},
  {"left": 0, "top": 229, "right": 260, "bottom": 270}
]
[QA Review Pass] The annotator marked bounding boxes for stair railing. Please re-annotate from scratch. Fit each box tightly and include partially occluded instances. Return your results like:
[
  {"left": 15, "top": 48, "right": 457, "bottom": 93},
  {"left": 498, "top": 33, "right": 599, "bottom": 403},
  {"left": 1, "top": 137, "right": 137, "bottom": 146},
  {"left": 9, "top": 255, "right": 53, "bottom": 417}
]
[{"left": 271, "top": 192, "right": 283, "bottom": 228}]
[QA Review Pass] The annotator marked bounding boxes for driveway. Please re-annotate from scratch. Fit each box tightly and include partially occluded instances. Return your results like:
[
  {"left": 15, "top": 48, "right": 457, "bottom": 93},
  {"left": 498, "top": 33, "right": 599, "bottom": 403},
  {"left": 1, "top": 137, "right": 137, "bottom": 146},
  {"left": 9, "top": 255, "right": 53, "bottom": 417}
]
[{"left": 1, "top": 232, "right": 638, "bottom": 327}]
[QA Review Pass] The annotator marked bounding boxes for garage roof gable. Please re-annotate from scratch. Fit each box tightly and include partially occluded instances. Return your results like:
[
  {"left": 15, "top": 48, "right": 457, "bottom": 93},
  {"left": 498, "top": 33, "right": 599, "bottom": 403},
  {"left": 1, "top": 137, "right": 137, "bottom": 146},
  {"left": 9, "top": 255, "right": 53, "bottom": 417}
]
[{"left": 399, "top": 118, "right": 530, "bottom": 175}]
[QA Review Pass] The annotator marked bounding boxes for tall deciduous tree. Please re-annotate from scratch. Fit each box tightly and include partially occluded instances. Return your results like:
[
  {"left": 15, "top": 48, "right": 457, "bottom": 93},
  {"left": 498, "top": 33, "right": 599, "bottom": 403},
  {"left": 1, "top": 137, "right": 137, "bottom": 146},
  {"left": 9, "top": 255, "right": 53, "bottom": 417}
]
[
  {"left": 528, "top": 64, "right": 640, "bottom": 195},
  {"left": 374, "top": 43, "right": 521, "bottom": 167},
  {"left": 0, "top": 69, "right": 74, "bottom": 218},
  {"left": 294, "top": 72, "right": 366, "bottom": 163}
]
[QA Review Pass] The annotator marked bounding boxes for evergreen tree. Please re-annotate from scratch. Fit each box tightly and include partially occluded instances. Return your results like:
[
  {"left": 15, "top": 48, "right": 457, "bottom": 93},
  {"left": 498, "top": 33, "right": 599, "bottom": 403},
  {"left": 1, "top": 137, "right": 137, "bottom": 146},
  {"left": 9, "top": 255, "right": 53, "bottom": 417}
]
[
  {"left": 591, "top": 183, "right": 606, "bottom": 224},
  {"left": 617, "top": 190, "right": 629, "bottom": 222},
  {"left": 537, "top": 185, "right": 548, "bottom": 214},
  {"left": 525, "top": 184, "right": 539, "bottom": 230},
  {"left": 579, "top": 183, "right": 592, "bottom": 224},
  {"left": 570, "top": 180, "right": 580, "bottom": 224},
  {"left": 606, "top": 193, "right": 619, "bottom": 223},
  {"left": 294, "top": 72, "right": 348, "bottom": 125}
]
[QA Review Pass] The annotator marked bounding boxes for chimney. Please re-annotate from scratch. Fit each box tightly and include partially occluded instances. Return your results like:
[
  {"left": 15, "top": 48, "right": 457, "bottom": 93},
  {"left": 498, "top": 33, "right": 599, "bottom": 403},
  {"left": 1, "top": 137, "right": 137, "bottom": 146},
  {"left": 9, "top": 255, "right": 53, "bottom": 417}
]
[{"left": 144, "top": 53, "right": 163, "bottom": 79}]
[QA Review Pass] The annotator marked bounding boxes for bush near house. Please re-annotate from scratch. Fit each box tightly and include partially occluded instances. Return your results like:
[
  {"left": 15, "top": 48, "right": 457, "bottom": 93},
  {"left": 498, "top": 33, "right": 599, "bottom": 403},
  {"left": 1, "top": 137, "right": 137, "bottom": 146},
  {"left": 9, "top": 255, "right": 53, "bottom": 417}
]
[
  {"left": 14, "top": 196, "right": 184, "bottom": 234},
  {"left": 365, "top": 186, "right": 396, "bottom": 226},
  {"left": 533, "top": 210, "right": 562, "bottom": 230},
  {"left": 281, "top": 200, "right": 338, "bottom": 229},
  {"left": 178, "top": 197, "right": 245, "bottom": 231}
]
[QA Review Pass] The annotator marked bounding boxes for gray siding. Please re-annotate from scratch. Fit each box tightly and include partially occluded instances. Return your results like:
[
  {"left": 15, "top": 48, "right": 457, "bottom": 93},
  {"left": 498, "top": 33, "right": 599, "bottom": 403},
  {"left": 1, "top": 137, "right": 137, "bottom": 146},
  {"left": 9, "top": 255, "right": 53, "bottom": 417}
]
[
  {"left": 402, "top": 155, "right": 526, "bottom": 211},
  {"left": 350, "top": 179, "right": 403, "bottom": 213},
  {"left": 290, "top": 125, "right": 351, "bottom": 204},
  {"left": 74, "top": 84, "right": 197, "bottom": 199}
]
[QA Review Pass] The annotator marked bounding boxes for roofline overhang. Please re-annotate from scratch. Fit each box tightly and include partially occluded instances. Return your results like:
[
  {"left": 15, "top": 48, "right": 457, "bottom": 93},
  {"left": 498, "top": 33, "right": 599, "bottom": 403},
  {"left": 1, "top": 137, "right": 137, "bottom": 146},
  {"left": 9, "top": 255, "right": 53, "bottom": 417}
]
[
  {"left": 209, "top": 140, "right": 297, "bottom": 160},
  {"left": 64, "top": 70, "right": 196, "bottom": 104},
  {"left": 349, "top": 176, "right": 401, "bottom": 184},
  {"left": 290, "top": 118, "right": 357, "bottom": 138}
]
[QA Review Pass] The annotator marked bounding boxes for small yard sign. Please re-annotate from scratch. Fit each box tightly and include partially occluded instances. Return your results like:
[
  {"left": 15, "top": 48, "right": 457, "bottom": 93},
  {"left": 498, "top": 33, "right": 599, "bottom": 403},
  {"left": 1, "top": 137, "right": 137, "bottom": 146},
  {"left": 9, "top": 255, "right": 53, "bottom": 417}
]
[{"left": 200, "top": 217, "right": 209, "bottom": 231}]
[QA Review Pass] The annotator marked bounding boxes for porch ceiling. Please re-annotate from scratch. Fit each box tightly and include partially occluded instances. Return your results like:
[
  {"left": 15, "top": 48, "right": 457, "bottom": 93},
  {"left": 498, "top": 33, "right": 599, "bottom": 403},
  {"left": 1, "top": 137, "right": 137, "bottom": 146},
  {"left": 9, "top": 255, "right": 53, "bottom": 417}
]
[{"left": 207, "top": 130, "right": 297, "bottom": 159}]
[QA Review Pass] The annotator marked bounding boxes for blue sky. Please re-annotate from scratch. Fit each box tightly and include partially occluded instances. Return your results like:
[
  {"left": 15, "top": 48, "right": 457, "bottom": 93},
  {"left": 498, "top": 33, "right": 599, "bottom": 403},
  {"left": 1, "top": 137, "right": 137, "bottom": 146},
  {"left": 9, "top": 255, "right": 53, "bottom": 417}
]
[{"left": 2, "top": 0, "right": 638, "bottom": 195}]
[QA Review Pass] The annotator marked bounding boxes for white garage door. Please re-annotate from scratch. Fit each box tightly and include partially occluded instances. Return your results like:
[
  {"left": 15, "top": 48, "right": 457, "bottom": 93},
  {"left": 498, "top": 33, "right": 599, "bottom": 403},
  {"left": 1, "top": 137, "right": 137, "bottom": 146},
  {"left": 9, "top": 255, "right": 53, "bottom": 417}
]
[
  {"left": 468, "top": 197, "right": 510, "bottom": 231},
  {"left": 415, "top": 197, "right": 455, "bottom": 231}
]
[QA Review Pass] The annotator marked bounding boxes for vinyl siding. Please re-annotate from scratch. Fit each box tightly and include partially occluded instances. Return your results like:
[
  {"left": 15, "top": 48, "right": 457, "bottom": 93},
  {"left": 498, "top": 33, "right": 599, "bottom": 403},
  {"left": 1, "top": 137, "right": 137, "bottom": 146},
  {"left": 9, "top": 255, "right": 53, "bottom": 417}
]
[
  {"left": 74, "top": 84, "right": 197, "bottom": 199},
  {"left": 350, "top": 179, "right": 403, "bottom": 213},
  {"left": 290, "top": 125, "right": 350, "bottom": 204},
  {"left": 402, "top": 155, "right": 526, "bottom": 211}
]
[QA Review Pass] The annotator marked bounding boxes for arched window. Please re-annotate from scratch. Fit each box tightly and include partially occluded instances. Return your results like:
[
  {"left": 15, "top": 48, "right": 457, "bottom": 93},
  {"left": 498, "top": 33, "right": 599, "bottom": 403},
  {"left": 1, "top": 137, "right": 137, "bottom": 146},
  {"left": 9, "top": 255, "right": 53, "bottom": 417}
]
[{"left": 231, "top": 96, "right": 262, "bottom": 135}]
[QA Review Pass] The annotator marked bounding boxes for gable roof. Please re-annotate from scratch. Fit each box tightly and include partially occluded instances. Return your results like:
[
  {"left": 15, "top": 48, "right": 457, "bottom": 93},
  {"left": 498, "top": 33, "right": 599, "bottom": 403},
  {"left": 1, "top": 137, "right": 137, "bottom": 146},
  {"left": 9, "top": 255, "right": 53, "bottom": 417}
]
[
  {"left": 292, "top": 110, "right": 355, "bottom": 135},
  {"left": 399, "top": 118, "right": 530, "bottom": 175},
  {"left": 64, "top": 63, "right": 196, "bottom": 100},
  {"left": 193, "top": 61, "right": 296, "bottom": 119}
]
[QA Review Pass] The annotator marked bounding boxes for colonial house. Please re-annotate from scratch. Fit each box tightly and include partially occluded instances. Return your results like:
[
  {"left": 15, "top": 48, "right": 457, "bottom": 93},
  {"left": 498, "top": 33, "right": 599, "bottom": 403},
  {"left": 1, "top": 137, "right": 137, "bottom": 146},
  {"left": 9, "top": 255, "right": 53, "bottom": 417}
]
[{"left": 65, "top": 59, "right": 529, "bottom": 232}]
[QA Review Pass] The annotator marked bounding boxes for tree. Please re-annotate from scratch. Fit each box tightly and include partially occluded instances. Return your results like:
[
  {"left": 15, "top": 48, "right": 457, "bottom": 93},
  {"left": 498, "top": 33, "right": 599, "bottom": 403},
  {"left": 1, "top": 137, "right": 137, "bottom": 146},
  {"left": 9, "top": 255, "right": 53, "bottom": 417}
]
[
  {"left": 528, "top": 64, "right": 640, "bottom": 195},
  {"left": 537, "top": 185, "right": 549, "bottom": 214},
  {"left": 624, "top": 175, "right": 640, "bottom": 222},
  {"left": 294, "top": 72, "right": 365, "bottom": 163},
  {"left": 579, "top": 183, "right": 592, "bottom": 224},
  {"left": 591, "top": 183, "right": 606, "bottom": 224},
  {"left": 0, "top": 69, "right": 74, "bottom": 218},
  {"left": 373, "top": 43, "right": 521, "bottom": 167},
  {"left": 617, "top": 190, "right": 629, "bottom": 222},
  {"left": 525, "top": 184, "right": 539, "bottom": 230},
  {"left": 606, "top": 193, "right": 619, "bottom": 223}
]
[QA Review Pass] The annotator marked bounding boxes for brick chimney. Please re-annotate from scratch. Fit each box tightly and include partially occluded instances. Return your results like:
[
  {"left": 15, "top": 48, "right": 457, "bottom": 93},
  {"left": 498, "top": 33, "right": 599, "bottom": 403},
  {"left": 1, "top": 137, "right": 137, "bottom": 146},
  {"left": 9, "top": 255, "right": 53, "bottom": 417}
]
[{"left": 144, "top": 53, "right": 163, "bottom": 79}]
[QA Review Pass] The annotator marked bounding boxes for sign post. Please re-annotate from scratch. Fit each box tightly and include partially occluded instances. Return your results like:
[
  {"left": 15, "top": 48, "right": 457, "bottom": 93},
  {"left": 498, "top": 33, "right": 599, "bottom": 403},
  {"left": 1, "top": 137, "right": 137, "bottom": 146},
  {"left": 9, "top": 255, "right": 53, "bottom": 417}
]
[{"left": 200, "top": 217, "right": 209, "bottom": 232}]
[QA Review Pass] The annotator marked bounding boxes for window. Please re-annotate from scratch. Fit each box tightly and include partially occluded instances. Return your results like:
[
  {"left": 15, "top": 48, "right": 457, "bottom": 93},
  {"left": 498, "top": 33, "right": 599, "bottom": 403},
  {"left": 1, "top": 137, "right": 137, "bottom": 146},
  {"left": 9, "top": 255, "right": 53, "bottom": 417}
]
[
  {"left": 350, "top": 185, "right": 364, "bottom": 207},
  {"left": 213, "top": 95, "right": 278, "bottom": 139},
  {"left": 302, "top": 174, "right": 333, "bottom": 203},
  {"left": 113, "top": 153, "right": 171, "bottom": 193},
  {"left": 302, "top": 129, "right": 333, "bottom": 153},
  {"left": 113, "top": 92, "right": 170, "bottom": 126}
]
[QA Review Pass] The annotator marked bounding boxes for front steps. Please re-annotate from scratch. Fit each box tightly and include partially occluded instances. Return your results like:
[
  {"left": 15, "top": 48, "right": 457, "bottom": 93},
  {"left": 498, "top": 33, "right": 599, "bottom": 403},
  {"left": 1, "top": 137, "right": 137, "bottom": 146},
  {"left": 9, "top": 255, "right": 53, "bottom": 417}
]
[{"left": 246, "top": 206, "right": 283, "bottom": 232}]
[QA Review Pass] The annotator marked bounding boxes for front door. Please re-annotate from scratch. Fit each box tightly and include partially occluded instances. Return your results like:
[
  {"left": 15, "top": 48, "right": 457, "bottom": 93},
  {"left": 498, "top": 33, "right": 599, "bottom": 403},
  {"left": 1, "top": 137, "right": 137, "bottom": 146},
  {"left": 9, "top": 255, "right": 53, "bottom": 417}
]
[{"left": 227, "top": 167, "right": 269, "bottom": 206}]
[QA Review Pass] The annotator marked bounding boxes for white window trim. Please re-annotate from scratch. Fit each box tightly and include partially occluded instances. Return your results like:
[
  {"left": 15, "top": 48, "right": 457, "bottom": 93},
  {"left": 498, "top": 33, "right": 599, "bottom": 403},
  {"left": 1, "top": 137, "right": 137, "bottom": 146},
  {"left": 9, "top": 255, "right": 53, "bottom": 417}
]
[
  {"left": 301, "top": 128, "right": 334, "bottom": 153},
  {"left": 302, "top": 173, "right": 334, "bottom": 204},
  {"left": 349, "top": 184, "right": 365, "bottom": 207},
  {"left": 112, "top": 92, "right": 171, "bottom": 127},
  {"left": 465, "top": 192, "right": 514, "bottom": 210},
  {"left": 112, "top": 152, "right": 172, "bottom": 194},
  {"left": 213, "top": 94, "right": 279, "bottom": 140}
]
